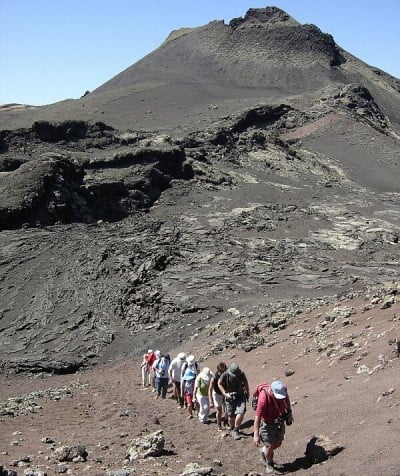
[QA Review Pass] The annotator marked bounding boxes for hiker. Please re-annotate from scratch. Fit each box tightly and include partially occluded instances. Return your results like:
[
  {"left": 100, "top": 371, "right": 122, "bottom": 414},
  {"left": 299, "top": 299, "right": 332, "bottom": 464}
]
[
  {"left": 218, "top": 363, "right": 250, "bottom": 440},
  {"left": 194, "top": 367, "right": 212, "bottom": 424},
  {"left": 181, "top": 367, "right": 197, "bottom": 419},
  {"left": 253, "top": 380, "right": 293, "bottom": 474},
  {"left": 140, "top": 350, "right": 152, "bottom": 387},
  {"left": 209, "top": 362, "right": 227, "bottom": 430},
  {"left": 180, "top": 354, "right": 199, "bottom": 380},
  {"left": 168, "top": 352, "right": 187, "bottom": 408},
  {"left": 153, "top": 352, "right": 170, "bottom": 398},
  {"left": 146, "top": 349, "right": 157, "bottom": 390}
]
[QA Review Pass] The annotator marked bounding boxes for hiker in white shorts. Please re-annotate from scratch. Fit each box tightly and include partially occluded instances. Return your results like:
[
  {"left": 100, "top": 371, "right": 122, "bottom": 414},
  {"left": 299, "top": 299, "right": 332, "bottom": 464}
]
[{"left": 209, "top": 362, "right": 227, "bottom": 430}]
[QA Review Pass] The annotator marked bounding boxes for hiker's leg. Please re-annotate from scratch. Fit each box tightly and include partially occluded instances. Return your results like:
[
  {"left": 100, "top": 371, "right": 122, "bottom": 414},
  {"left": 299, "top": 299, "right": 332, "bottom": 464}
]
[
  {"left": 235, "top": 412, "right": 245, "bottom": 430},
  {"left": 161, "top": 378, "right": 168, "bottom": 398},
  {"left": 266, "top": 441, "right": 282, "bottom": 463}
]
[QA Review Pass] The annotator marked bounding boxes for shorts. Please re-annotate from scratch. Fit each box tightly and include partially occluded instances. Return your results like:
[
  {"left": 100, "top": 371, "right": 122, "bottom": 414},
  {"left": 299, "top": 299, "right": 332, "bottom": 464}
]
[
  {"left": 185, "top": 392, "right": 194, "bottom": 405},
  {"left": 260, "top": 421, "right": 285, "bottom": 445},
  {"left": 226, "top": 395, "right": 246, "bottom": 416},
  {"left": 212, "top": 390, "right": 224, "bottom": 408}
]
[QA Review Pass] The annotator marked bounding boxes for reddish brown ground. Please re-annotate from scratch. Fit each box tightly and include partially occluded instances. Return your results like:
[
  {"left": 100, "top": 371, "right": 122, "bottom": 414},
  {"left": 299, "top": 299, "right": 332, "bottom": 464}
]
[{"left": 1, "top": 297, "right": 399, "bottom": 476}]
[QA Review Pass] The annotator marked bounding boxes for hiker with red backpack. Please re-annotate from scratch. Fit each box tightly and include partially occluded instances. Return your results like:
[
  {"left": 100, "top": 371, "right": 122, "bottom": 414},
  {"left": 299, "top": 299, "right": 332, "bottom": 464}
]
[
  {"left": 218, "top": 363, "right": 250, "bottom": 440},
  {"left": 253, "top": 380, "right": 293, "bottom": 474}
]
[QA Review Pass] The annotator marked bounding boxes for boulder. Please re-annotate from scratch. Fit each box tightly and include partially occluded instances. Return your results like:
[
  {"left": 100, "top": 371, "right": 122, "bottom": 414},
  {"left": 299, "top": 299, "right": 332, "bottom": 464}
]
[
  {"left": 305, "top": 435, "right": 344, "bottom": 464},
  {"left": 53, "top": 444, "right": 88, "bottom": 462},
  {"left": 126, "top": 430, "right": 165, "bottom": 461}
]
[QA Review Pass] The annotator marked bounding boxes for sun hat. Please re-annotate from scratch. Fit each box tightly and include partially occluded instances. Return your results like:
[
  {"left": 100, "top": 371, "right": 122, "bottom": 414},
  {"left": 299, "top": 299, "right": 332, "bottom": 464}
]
[
  {"left": 227, "top": 363, "right": 242, "bottom": 377},
  {"left": 178, "top": 352, "right": 187, "bottom": 361},
  {"left": 155, "top": 350, "right": 161, "bottom": 358},
  {"left": 271, "top": 380, "right": 287, "bottom": 399},
  {"left": 199, "top": 367, "right": 211, "bottom": 383},
  {"left": 187, "top": 355, "right": 195, "bottom": 365},
  {"left": 183, "top": 368, "right": 197, "bottom": 380},
  {"left": 147, "top": 349, "right": 153, "bottom": 353}
]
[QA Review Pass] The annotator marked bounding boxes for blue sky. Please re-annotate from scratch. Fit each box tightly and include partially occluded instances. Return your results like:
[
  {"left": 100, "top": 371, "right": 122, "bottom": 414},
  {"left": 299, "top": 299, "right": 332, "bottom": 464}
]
[{"left": 1, "top": 0, "right": 399, "bottom": 106}]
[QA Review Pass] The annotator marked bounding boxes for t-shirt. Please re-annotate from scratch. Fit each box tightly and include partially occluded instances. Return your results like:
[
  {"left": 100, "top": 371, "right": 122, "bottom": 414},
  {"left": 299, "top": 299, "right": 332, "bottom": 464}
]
[
  {"left": 169, "top": 357, "right": 185, "bottom": 382},
  {"left": 212, "top": 371, "right": 223, "bottom": 394},
  {"left": 153, "top": 357, "right": 170, "bottom": 378},
  {"left": 219, "top": 371, "right": 247, "bottom": 396},
  {"left": 255, "top": 384, "right": 290, "bottom": 424},
  {"left": 146, "top": 352, "right": 156, "bottom": 368},
  {"left": 195, "top": 375, "right": 210, "bottom": 397},
  {"left": 183, "top": 378, "right": 195, "bottom": 395}
]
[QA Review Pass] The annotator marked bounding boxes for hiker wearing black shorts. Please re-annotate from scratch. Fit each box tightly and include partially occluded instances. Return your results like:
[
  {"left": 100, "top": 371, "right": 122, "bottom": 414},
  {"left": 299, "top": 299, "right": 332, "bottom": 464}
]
[{"left": 218, "top": 363, "right": 249, "bottom": 440}]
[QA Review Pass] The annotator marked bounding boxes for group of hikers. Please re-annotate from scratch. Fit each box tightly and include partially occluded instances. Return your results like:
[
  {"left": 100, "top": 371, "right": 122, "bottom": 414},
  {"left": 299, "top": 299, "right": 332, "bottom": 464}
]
[{"left": 141, "top": 349, "right": 294, "bottom": 474}]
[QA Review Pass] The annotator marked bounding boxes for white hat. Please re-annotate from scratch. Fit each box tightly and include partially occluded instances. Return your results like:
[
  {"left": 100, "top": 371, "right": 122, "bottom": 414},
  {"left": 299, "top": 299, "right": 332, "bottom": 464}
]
[
  {"left": 155, "top": 350, "right": 161, "bottom": 358},
  {"left": 178, "top": 352, "right": 187, "bottom": 361},
  {"left": 199, "top": 367, "right": 211, "bottom": 383},
  {"left": 147, "top": 349, "right": 153, "bottom": 353},
  {"left": 187, "top": 355, "right": 195, "bottom": 365}
]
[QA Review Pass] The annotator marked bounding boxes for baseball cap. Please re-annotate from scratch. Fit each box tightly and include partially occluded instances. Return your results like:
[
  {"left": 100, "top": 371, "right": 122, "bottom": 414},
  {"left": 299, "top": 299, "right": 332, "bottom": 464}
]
[
  {"left": 178, "top": 352, "right": 187, "bottom": 361},
  {"left": 183, "top": 368, "right": 197, "bottom": 380},
  {"left": 271, "top": 380, "right": 287, "bottom": 399}
]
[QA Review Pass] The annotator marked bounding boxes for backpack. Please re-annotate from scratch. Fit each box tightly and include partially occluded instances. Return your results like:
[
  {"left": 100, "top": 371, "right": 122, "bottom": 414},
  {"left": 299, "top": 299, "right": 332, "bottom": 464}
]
[
  {"left": 156, "top": 357, "right": 169, "bottom": 377},
  {"left": 252, "top": 383, "right": 269, "bottom": 410}
]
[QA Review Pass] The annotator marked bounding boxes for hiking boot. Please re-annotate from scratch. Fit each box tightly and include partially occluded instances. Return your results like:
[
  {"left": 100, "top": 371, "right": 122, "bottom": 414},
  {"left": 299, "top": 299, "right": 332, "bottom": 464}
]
[
  {"left": 217, "top": 424, "right": 223, "bottom": 431},
  {"left": 231, "top": 429, "right": 240, "bottom": 440}
]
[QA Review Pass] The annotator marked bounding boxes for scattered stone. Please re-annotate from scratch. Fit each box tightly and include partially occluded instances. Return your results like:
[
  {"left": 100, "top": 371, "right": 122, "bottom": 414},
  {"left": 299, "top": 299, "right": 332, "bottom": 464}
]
[
  {"left": 126, "top": 430, "right": 166, "bottom": 461},
  {"left": 106, "top": 470, "right": 131, "bottom": 476},
  {"left": 53, "top": 445, "right": 88, "bottom": 463},
  {"left": 381, "top": 295, "right": 395, "bottom": 309},
  {"left": 41, "top": 437, "right": 54, "bottom": 444},
  {"left": 180, "top": 462, "right": 214, "bottom": 476},
  {"left": 284, "top": 369, "right": 295, "bottom": 377},
  {"left": 305, "top": 435, "right": 344, "bottom": 464}
]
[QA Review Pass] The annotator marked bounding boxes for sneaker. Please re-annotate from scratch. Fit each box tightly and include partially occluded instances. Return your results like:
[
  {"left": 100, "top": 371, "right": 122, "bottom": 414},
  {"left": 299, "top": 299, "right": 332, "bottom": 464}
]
[
  {"left": 231, "top": 429, "right": 240, "bottom": 440},
  {"left": 265, "top": 462, "right": 275, "bottom": 474}
]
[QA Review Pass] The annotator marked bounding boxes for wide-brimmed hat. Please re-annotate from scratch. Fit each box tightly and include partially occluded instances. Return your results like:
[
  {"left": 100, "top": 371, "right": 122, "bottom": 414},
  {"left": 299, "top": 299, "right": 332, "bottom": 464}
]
[
  {"left": 271, "top": 380, "right": 287, "bottom": 399},
  {"left": 227, "top": 363, "right": 242, "bottom": 377},
  {"left": 178, "top": 352, "right": 187, "bottom": 361},
  {"left": 187, "top": 355, "right": 195, "bottom": 365},
  {"left": 183, "top": 368, "right": 197, "bottom": 380}
]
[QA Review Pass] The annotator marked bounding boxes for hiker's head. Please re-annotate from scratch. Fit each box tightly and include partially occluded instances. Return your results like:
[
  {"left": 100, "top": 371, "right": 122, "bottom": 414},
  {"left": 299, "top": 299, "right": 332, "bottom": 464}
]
[
  {"left": 187, "top": 355, "right": 195, "bottom": 365},
  {"left": 217, "top": 362, "right": 227, "bottom": 373},
  {"left": 199, "top": 367, "right": 211, "bottom": 383},
  {"left": 178, "top": 352, "right": 187, "bottom": 361},
  {"left": 164, "top": 353, "right": 170, "bottom": 360},
  {"left": 227, "top": 363, "right": 242, "bottom": 377},
  {"left": 271, "top": 380, "right": 287, "bottom": 399},
  {"left": 147, "top": 349, "right": 153, "bottom": 354},
  {"left": 155, "top": 350, "right": 161, "bottom": 358},
  {"left": 183, "top": 368, "right": 197, "bottom": 380}
]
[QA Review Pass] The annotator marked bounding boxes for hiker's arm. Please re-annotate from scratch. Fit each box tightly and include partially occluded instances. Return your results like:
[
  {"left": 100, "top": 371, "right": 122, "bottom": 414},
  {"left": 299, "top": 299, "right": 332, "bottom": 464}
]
[
  {"left": 208, "top": 377, "right": 214, "bottom": 406},
  {"left": 286, "top": 397, "right": 294, "bottom": 424},
  {"left": 218, "top": 377, "right": 229, "bottom": 398},
  {"left": 193, "top": 376, "right": 199, "bottom": 402},
  {"left": 253, "top": 415, "right": 261, "bottom": 446},
  {"left": 243, "top": 375, "right": 250, "bottom": 398}
]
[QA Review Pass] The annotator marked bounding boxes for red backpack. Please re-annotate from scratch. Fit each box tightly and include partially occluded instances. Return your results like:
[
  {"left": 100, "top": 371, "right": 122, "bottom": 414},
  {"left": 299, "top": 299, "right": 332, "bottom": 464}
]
[{"left": 252, "top": 383, "right": 269, "bottom": 410}]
